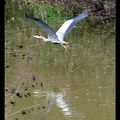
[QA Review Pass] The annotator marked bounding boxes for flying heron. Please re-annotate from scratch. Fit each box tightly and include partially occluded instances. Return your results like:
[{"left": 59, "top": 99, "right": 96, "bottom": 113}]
[{"left": 25, "top": 10, "right": 89, "bottom": 45}]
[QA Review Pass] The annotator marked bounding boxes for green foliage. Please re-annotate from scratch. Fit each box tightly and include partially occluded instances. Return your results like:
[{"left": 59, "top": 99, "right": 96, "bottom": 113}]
[
  {"left": 5, "top": 0, "right": 73, "bottom": 25},
  {"left": 5, "top": 0, "right": 115, "bottom": 29}
]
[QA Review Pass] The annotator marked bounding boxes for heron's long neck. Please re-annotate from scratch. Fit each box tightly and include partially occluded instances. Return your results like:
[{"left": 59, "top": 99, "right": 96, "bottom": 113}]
[{"left": 33, "top": 35, "right": 49, "bottom": 41}]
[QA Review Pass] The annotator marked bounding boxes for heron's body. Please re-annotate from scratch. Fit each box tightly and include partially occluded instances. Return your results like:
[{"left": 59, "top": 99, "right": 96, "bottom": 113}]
[{"left": 25, "top": 10, "right": 89, "bottom": 44}]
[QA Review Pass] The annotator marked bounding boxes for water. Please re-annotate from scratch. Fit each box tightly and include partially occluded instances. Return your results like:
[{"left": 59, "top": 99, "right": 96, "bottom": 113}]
[{"left": 5, "top": 9, "right": 115, "bottom": 120}]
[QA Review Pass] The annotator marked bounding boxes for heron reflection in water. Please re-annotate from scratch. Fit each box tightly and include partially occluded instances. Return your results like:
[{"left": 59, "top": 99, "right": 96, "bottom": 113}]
[
  {"left": 33, "top": 90, "right": 84, "bottom": 117},
  {"left": 25, "top": 10, "right": 89, "bottom": 46}
]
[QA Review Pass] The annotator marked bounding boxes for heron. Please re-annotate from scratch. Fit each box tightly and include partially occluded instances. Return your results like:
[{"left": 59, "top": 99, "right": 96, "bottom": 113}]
[{"left": 25, "top": 10, "right": 89, "bottom": 45}]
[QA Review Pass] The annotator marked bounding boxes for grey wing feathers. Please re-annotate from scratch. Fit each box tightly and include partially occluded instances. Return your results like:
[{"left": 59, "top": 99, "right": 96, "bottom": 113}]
[
  {"left": 64, "top": 10, "right": 89, "bottom": 36},
  {"left": 25, "top": 13, "right": 55, "bottom": 35}
]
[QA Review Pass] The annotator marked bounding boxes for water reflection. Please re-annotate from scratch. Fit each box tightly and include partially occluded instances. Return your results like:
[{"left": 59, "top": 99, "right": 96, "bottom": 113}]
[
  {"left": 33, "top": 90, "right": 73, "bottom": 116},
  {"left": 56, "top": 93, "right": 72, "bottom": 116}
]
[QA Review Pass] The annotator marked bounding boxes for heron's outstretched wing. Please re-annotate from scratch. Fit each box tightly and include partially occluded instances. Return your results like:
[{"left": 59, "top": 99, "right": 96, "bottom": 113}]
[
  {"left": 56, "top": 10, "right": 89, "bottom": 41},
  {"left": 25, "top": 13, "right": 56, "bottom": 37}
]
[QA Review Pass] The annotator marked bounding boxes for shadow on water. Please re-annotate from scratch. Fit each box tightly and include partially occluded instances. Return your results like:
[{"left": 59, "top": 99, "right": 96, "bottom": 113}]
[{"left": 5, "top": 1, "right": 115, "bottom": 120}]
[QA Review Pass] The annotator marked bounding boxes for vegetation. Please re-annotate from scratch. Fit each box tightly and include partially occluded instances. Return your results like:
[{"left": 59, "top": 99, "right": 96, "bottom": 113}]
[
  {"left": 5, "top": 0, "right": 115, "bottom": 24},
  {"left": 5, "top": 0, "right": 115, "bottom": 43}
]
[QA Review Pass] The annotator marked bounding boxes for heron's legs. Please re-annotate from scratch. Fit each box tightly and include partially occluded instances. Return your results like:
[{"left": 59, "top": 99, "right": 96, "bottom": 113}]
[{"left": 61, "top": 44, "right": 70, "bottom": 49}]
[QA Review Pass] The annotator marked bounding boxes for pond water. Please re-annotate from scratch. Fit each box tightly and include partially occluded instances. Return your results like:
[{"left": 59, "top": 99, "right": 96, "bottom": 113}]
[{"left": 5, "top": 7, "right": 115, "bottom": 120}]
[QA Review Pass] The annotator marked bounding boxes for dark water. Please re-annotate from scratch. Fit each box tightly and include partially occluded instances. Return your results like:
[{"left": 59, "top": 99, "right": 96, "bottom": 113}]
[{"left": 5, "top": 9, "right": 115, "bottom": 120}]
